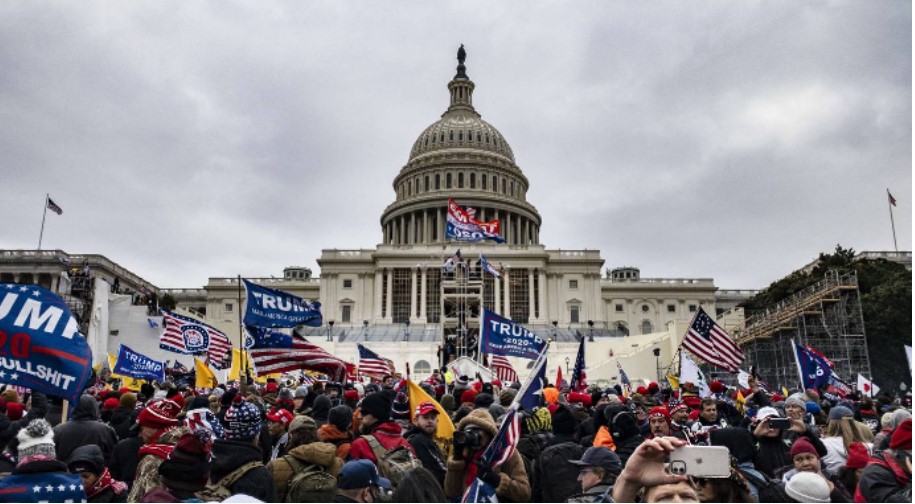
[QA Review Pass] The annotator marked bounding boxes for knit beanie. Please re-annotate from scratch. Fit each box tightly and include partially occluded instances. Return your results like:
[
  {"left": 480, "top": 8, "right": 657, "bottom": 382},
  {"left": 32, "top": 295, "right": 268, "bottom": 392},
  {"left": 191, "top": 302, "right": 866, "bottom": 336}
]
[
  {"left": 785, "top": 472, "right": 830, "bottom": 504},
  {"left": 328, "top": 405, "right": 353, "bottom": 432},
  {"left": 542, "top": 387, "right": 559, "bottom": 405},
  {"left": 295, "top": 386, "right": 309, "bottom": 399},
  {"left": 120, "top": 392, "right": 138, "bottom": 410},
  {"left": 488, "top": 404, "right": 506, "bottom": 421},
  {"left": 344, "top": 390, "right": 360, "bottom": 404},
  {"left": 790, "top": 437, "right": 818, "bottom": 459},
  {"left": 551, "top": 405, "right": 579, "bottom": 436},
  {"left": 360, "top": 392, "right": 392, "bottom": 424},
  {"left": 67, "top": 445, "right": 105, "bottom": 475},
  {"left": 440, "top": 394, "right": 456, "bottom": 413},
  {"left": 785, "top": 393, "right": 807, "bottom": 411},
  {"left": 158, "top": 431, "right": 213, "bottom": 490},
  {"left": 289, "top": 415, "right": 318, "bottom": 433},
  {"left": 648, "top": 406, "right": 671, "bottom": 424},
  {"left": 474, "top": 393, "right": 495, "bottom": 410},
  {"left": 460, "top": 390, "right": 477, "bottom": 405},
  {"left": 499, "top": 389, "right": 516, "bottom": 407},
  {"left": 668, "top": 399, "right": 687, "bottom": 416},
  {"left": 889, "top": 418, "right": 912, "bottom": 451},
  {"left": 137, "top": 399, "right": 182, "bottom": 429},
  {"left": 845, "top": 442, "right": 870, "bottom": 469},
  {"left": 392, "top": 392, "right": 411, "bottom": 420},
  {"left": 222, "top": 397, "right": 263, "bottom": 441},
  {"left": 891, "top": 409, "right": 912, "bottom": 428},
  {"left": 184, "top": 407, "right": 226, "bottom": 439},
  {"left": 524, "top": 407, "right": 552, "bottom": 433},
  {"left": 17, "top": 419, "right": 55, "bottom": 464},
  {"left": 6, "top": 403, "right": 23, "bottom": 421}
]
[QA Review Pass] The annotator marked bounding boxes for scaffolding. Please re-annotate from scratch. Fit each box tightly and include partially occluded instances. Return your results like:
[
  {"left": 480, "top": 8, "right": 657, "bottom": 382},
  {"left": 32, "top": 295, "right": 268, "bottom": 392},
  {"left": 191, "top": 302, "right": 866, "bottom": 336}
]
[
  {"left": 441, "top": 260, "right": 483, "bottom": 364},
  {"left": 736, "top": 270, "right": 871, "bottom": 389}
]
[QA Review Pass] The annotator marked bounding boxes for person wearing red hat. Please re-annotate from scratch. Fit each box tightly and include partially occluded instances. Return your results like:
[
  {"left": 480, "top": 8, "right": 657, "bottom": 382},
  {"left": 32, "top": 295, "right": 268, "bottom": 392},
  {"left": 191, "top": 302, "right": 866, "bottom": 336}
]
[
  {"left": 836, "top": 442, "right": 869, "bottom": 497},
  {"left": 647, "top": 407, "right": 671, "bottom": 439},
  {"left": 667, "top": 400, "right": 692, "bottom": 442},
  {"left": 127, "top": 398, "right": 187, "bottom": 501},
  {"left": 856, "top": 418, "right": 911, "bottom": 502},
  {"left": 266, "top": 407, "right": 295, "bottom": 460},
  {"left": 568, "top": 392, "right": 593, "bottom": 409},
  {"left": 647, "top": 382, "right": 660, "bottom": 395},
  {"left": 784, "top": 437, "right": 854, "bottom": 502},
  {"left": 636, "top": 386, "right": 648, "bottom": 396},
  {"left": 406, "top": 401, "right": 447, "bottom": 486}
]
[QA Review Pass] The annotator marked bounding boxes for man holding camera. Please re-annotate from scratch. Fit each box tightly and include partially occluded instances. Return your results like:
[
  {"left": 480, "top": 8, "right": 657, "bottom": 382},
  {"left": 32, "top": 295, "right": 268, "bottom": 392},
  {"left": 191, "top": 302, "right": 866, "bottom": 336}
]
[{"left": 443, "top": 409, "right": 530, "bottom": 501}]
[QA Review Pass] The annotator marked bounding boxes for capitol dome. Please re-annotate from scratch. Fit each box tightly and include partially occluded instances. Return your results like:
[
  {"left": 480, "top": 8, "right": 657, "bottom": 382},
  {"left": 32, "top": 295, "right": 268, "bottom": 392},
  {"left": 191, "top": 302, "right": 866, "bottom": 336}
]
[{"left": 380, "top": 46, "right": 541, "bottom": 246}]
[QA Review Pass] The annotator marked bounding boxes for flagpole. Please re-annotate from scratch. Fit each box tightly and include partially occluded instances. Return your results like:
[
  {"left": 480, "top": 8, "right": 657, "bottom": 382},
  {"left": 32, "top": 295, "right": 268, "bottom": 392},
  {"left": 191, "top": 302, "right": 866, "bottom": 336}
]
[
  {"left": 237, "top": 275, "right": 246, "bottom": 381},
  {"left": 37, "top": 193, "right": 49, "bottom": 250},
  {"left": 887, "top": 188, "right": 898, "bottom": 252}
]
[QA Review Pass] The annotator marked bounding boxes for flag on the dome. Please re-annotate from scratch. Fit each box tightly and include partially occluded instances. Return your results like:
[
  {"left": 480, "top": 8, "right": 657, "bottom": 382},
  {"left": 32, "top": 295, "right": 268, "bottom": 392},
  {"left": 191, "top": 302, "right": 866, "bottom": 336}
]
[
  {"left": 479, "top": 253, "right": 502, "bottom": 278},
  {"left": 159, "top": 310, "right": 232, "bottom": 369},
  {"left": 681, "top": 307, "right": 743, "bottom": 372},
  {"left": 490, "top": 354, "right": 518, "bottom": 383},
  {"left": 888, "top": 189, "right": 897, "bottom": 206},
  {"left": 358, "top": 344, "right": 393, "bottom": 378},
  {"left": 446, "top": 198, "right": 505, "bottom": 243}
]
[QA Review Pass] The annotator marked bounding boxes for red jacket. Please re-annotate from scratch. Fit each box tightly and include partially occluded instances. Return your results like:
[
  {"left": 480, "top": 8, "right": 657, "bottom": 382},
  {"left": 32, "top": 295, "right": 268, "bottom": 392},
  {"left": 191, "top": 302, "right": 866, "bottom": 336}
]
[{"left": 349, "top": 421, "right": 416, "bottom": 463}]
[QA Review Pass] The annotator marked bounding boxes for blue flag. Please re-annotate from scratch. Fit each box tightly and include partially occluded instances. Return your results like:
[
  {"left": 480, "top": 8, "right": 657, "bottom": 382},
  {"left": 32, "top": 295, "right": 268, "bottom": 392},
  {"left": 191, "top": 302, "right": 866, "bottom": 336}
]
[
  {"left": 0, "top": 284, "right": 93, "bottom": 403},
  {"left": 0, "top": 470, "right": 86, "bottom": 502},
  {"left": 516, "top": 345, "right": 548, "bottom": 411},
  {"left": 244, "top": 325, "right": 293, "bottom": 349},
  {"left": 480, "top": 310, "right": 546, "bottom": 360},
  {"left": 479, "top": 253, "right": 502, "bottom": 278},
  {"left": 242, "top": 279, "right": 322, "bottom": 328},
  {"left": 792, "top": 340, "right": 832, "bottom": 390},
  {"left": 462, "top": 478, "right": 497, "bottom": 503},
  {"left": 113, "top": 344, "right": 165, "bottom": 382}
]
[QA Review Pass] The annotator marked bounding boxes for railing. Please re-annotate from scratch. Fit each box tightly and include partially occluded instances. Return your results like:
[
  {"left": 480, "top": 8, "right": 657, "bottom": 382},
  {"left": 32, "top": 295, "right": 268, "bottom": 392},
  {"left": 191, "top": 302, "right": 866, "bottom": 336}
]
[{"left": 603, "top": 277, "right": 715, "bottom": 286}]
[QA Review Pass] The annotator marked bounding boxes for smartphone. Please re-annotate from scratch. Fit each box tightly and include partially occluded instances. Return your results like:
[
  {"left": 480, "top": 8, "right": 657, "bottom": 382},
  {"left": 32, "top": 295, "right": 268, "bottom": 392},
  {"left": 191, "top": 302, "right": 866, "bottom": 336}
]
[
  {"left": 768, "top": 417, "right": 792, "bottom": 430},
  {"left": 668, "top": 446, "right": 731, "bottom": 478}
]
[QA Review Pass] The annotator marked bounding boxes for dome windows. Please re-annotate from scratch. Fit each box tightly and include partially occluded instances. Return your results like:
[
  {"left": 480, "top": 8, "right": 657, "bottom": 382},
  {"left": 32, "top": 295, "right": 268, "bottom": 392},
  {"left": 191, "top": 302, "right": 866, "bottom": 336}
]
[
  {"left": 470, "top": 173, "right": 476, "bottom": 188},
  {"left": 481, "top": 173, "right": 487, "bottom": 190},
  {"left": 458, "top": 173, "right": 464, "bottom": 188}
]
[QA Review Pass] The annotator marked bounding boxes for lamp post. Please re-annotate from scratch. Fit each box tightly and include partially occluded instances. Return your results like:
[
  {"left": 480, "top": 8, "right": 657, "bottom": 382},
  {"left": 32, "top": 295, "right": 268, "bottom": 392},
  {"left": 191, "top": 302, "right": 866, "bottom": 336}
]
[
  {"left": 327, "top": 320, "right": 334, "bottom": 342},
  {"left": 362, "top": 320, "right": 369, "bottom": 338},
  {"left": 652, "top": 347, "right": 661, "bottom": 383},
  {"left": 551, "top": 321, "right": 558, "bottom": 341},
  {"left": 565, "top": 356, "right": 570, "bottom": 375},
  {"left": 404, "top": 320, "right": 411, "bottom": 342},
  {"left": 587, "top": 320, "right": 594, "bottom": 342}
]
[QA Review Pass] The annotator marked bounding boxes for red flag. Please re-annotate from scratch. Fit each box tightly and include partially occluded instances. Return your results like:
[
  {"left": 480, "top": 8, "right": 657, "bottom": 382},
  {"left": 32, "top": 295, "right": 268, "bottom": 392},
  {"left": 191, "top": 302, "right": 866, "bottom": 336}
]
[{"left": 555, "top": 366, "right": 563, "bottom": 389}]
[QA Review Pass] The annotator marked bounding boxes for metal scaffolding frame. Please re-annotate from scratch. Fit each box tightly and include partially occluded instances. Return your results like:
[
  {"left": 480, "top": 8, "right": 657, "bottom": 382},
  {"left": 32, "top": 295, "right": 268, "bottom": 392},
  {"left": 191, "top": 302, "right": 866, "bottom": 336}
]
[{"left": 736, "top": 270, "right": 871, "bottom": 389}]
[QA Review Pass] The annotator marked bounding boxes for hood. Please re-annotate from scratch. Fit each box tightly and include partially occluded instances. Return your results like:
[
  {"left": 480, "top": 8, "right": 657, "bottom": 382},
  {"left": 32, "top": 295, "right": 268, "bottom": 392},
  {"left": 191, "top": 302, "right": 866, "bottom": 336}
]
[
  {"left": 311, "top": 395, "right": 332, "bottom": 421},
  {"left": 456, "top": 408, "right": 497, "bottom": 437},
  {"left": 73, "top": 395, "right": 100, "bottom": 421},
  {"left": 66, "top": 444, "right": 104, "bottom": 471},
  {"left": 288, "top": 442, "right": 342, "bottom": 475}
]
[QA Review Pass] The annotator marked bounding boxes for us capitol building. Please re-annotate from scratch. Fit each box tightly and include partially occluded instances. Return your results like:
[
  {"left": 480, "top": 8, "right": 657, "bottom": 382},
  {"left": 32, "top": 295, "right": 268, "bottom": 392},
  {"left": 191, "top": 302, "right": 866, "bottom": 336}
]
[{"left": 0, "top": 49, "right": 762, "bottom": 385}]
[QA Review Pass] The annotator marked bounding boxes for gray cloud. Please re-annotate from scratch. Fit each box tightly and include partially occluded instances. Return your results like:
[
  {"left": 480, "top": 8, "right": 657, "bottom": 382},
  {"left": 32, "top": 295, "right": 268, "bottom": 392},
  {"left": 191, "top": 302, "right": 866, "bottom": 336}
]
[{"left": 1, "top": 1, "right": 909, "bottom": 290}]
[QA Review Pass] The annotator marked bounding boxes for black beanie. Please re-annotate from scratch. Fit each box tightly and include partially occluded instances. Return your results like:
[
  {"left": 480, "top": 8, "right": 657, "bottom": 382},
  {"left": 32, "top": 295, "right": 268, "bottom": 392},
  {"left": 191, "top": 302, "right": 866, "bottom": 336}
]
[
  {"left": 551, "top": 405, "right": 579, "bottom": 436},
  {"left": 474, "top": 393, "right": 495, "bottom": 410},
  {"left": 360, "top": 393, "right": 392, "bottom": 423},
  {"left": 328, "top": 405, "right": 353, "bottom": 432},
  {"left": 611, "top": 412, "right": 640, "bottom": 442}
]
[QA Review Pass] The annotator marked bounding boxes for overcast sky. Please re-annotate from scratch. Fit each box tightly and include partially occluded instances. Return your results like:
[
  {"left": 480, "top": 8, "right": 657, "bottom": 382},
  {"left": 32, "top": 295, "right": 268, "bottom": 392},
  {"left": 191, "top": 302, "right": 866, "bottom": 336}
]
[{"left": 1, "top": 1, "right": 910, "bottom": 291}]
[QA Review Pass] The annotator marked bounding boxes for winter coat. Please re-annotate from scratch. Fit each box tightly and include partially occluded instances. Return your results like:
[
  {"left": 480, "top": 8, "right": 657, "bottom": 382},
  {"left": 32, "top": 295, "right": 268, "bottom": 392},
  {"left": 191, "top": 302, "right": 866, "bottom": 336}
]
[
  {"left": 126, "top": 426, "right": 188, "bottom": 502},
  {"left": 53, "top": 395, "right": 119, "bottom": 464},
  {"left": 349, "top": 421, "right": 416, "bottom": 464},
  {"left": 444, "top": 409, "right": 530, "bottom": 502},
  {"left": 311, "top": 396, "right": 332, "bottom": 427},
  {"left": 0, "top": 391, "right": 48, "bottom": 450},
  {"left": 108, "top": 407, "right": 135, "bottom": 441},
  {"left": 109, "top": 436, "right": 143, "bottom": 490},
  {"left": 0, "top": 458, "right": 87, "bottom": 503},
  {"left": 209, "top": 438, "right": 275, "bottom": 503},
  {"left": 591, "top": 426, "right": 617, "bottom": 451},
  {"left": 567, "top": 483, "right": 613, "bottom": 503},
  {"left": 406, "top": 426, "right": 447, "bottom": 486},
  {"left": 317, "top": 424, "right": 352, "bottom": 460},
  {"left": 855, "top": 451, "right": 912, "bottom": 503},
  {"left": 266, "top": 441, "right": 342, "bottom": 502},
  {"left": 822, "top": 436, "right": 872, "bottom": 475},
  {"left": 538, "top": 435, "right": 584, "bottom": 503}
]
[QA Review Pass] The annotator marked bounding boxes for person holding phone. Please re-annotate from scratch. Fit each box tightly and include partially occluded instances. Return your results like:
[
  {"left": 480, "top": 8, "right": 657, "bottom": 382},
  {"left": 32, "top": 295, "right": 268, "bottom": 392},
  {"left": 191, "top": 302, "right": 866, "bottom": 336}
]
[
  {"left": 752, "top": 406, "right": 827, "bottom": 479},
  {"left": 610, "top": 436, "right": 700, "bottom": 503}
]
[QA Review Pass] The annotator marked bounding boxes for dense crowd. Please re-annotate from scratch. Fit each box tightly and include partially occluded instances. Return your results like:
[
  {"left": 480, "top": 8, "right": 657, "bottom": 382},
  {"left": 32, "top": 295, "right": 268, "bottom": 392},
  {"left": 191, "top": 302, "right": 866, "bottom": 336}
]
[{"left": 0, "top": 371, "right": 910, "bottom": 503}]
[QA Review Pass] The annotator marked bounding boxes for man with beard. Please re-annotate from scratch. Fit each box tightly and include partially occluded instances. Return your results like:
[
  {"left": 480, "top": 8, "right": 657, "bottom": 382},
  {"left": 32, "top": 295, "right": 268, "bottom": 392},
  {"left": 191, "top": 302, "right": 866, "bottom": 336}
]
[
  {"left": 647, "top": 406, "right": 671, "bottom": 439},
  {"left": 406, "top": 401, "right": 447, "bottom": 486},
  {"left": 349, "top": 392, "right": 416, "bottom": 464}
]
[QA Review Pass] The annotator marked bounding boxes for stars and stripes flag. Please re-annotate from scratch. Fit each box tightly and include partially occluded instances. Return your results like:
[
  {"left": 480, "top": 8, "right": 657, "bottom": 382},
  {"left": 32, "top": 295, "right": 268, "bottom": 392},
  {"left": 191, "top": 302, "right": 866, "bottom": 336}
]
[
  {"left": 160, "top": 310, "right": 233, "bottom": 369},
  {"left": 462, "top": 406, "right": 521, "bottom": 502},
  {"left": 246, "top": 326, "right": 347, "bottom": 380},
  {"left": 46, "top": 196, "right": 63, "bottom": 215},
  {"left": 616, "top": 360, "right": 632, "bottom": 396},
  {"left": 358, "top": 344, "right": 393, "bottom": 378},
  {"left": 681, "top": 307, "right": 744, "bottom": 373},
  {"left": 570, "top": 337, "right": 587, "bottom": 393},
  {"left": 490, "top": 354, "right": 518, "bottom": 383}
]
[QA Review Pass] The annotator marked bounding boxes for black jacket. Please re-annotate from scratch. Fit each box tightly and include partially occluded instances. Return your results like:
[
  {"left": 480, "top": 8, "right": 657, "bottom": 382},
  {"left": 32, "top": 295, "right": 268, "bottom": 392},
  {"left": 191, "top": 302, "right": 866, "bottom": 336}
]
[
  {"left": 107, "top": 407, "right": 134, "bottom": 441},
  {"left": 108, "top": 436, "right": 143, "bottom": 489},
  {"left": 52, "top": 395, "right": 118, "bottom": 464},
  {"left": 406, "top": 426, "right": 447, "bottom": 486},
  {"left": 210, "top": 439, "right": 275, "bottom": 502},
  {"left": 856, "top": 452, "right": 912, "bottom": 503}
]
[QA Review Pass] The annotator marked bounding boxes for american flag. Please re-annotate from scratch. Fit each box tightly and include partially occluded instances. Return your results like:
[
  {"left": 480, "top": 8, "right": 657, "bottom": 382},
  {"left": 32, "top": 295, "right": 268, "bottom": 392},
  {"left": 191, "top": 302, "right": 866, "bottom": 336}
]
[
  {"left": 46, "top": 196, "right": 63, "bottom": 215},
  {"left": 358, "top": 344, "right": 392, "bottom": 378},
  {"left": 160, "top": 310, "right": 232, "bottom": 369},
  {"left": 490, "top": 354, "right": 518, "bottom": 382},
  {"left": 481, "top": 405, "right": 520, "bottom": 468},
  {"left": 616, "top": 360, "right": 632, "bottom": 395},
  {"left": 570, "top": 337, "right": 587, "bottom": 392},
  {"left": 247, "top": 326, "right": 347, "bottom": 380},
  {"left": 681, "top": 307, "right": 744, "bottom": 373}
]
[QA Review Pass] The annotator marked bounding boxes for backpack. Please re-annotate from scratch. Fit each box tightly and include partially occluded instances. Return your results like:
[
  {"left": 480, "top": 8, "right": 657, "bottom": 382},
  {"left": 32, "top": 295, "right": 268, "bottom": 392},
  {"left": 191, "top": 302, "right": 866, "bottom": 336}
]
[
  {"left": 539, "top": 441, "right": 585, "bottom": 502},
  {"left": 364, "top": 434, "right": 422, "bottom": 487},
  {"left": 282, "top": 455, "right": 338, "bottom": 503},
  {"left": 738, "top": 467, "right": 787, "bottom": 503},
  {"left": 195, "top": 460, "right": 263, "bottom": 502}
]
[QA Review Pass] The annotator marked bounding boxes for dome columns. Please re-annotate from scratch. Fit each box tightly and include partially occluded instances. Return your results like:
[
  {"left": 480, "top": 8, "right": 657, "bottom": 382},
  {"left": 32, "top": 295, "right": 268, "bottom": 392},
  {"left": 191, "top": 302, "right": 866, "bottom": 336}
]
[{"left": 382, "top": 206, "right": 540, "bottom": 246}]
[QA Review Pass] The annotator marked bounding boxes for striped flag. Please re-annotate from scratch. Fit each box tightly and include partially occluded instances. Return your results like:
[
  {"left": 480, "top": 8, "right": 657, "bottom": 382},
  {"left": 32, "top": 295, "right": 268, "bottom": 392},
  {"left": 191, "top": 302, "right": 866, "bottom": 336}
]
[
  {"left": 247, "top": 326, "right": 347, "bottom": 380},
  {"left": 570, "top": 337, "right": 587, "bottom": 392},
  {"left": 481, "top": 405, "right": 520, "bottom": 468},
  {"left": 160, "top": 310, "right": 232, "bottom": 369},
  {"left": 46, "top": 196, "right": 63, "bottom": 215},
  {"left": 358, "top": 344, "right": 393, "bottom": 378},
  {"left": 616, "top": 360, "right": 632, "bottom": 395},
  {"left": 490, "top": 354, "right": 518, "bottom": 382},
  {"left": 681, "top": 307, "right": 743, "bottom": 373}
]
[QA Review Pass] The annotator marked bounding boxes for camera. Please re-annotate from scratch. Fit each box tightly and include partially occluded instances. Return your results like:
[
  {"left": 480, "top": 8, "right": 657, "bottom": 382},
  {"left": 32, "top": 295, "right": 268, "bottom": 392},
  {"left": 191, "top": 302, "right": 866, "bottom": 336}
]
[{"left": 454, "top": 429, "right": 483, "bottom": 449}]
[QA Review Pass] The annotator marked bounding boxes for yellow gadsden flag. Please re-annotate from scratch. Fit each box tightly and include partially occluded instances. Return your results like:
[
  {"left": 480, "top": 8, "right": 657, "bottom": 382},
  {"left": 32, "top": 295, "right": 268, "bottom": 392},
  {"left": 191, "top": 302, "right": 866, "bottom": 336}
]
[
  {"left": 407, "top": 379, "right": 454, "bottom": 458},
  {"left": 195, "top": 357, "right": 218, "bottom": 389}
]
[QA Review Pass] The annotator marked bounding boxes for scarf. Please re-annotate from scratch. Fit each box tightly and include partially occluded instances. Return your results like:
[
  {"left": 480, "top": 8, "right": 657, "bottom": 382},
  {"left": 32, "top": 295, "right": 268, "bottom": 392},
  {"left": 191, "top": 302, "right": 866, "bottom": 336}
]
[
  {"left": 86, "top": 467, "right": 127, "bottom": 498},
  {"left": 463, "top": 451, "right": 483, "bottom": 488}
]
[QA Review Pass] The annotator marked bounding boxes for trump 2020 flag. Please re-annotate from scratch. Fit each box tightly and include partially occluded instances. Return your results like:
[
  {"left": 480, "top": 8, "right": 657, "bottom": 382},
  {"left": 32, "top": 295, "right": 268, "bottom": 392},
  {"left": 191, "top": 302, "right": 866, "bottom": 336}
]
[
  {"left": 0, "top": 284, "right": 93, "bottom": 403},
  {"left": 792, "top": 340, "right": 832, "bottom": 390},
  {"left": 113, "top": 344, "right": 165, "bottom": 382},
  {"left": 446, "top": 198, "right": 505, "bottom": 243},
  {"left": 243, "top": 279, "right": 322, "bottom": 328},
  {"left": 480, "top": 310, "right": 546, "bottom": 360}
]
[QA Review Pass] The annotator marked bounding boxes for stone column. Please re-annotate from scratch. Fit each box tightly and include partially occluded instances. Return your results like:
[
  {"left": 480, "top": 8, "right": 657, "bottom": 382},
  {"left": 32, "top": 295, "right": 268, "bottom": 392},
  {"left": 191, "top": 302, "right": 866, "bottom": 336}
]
[
  {"left": 410, "top": 268, "right": 418, "bottom": 322},
  {"left": 385, "top": 269, "right": 394, "bottom": 322},
  {"left": 420, "top": 268, "right": 428, "bottom": 322},
  {"left": 503, "top": 268, "right": 511, "bottom": 318},
  {"left": 538, "top": 269, "right": 547, "bottom": 322},
  {"left": 528, "top": 269, "right": 535, "bottom": 321},
  {"left": 423, "top": 210, "right": 428, "bottom": 244},
  {"left": 494, "top": 276, "right": 501, "bottom": 315},
  {"left": 374, "top": 269, "right": 383, "bottom": 320}
]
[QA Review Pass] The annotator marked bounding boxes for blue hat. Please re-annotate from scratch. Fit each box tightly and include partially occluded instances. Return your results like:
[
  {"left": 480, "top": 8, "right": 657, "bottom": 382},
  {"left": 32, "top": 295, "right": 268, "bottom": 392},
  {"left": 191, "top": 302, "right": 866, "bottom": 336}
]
[
  {"left": 222, "top": 398, "right": 263, "bottom": 441},
  {"left": 338, "top": 460, "right": 391, "bottom": 490}
]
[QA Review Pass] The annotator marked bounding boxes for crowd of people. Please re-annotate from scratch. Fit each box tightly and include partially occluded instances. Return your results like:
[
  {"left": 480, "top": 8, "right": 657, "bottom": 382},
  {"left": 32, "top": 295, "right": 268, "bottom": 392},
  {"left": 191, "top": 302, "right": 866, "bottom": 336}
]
[{"left": 0, "top": 369, "right": 910, "bottom": 503}]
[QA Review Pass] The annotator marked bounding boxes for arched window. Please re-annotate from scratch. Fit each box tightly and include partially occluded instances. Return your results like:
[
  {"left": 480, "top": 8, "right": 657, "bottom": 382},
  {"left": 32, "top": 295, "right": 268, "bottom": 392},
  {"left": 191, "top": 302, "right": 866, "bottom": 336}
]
[
  {"left": 446, "top": 173, "right": 452, "bottom": 189},
  {"left": 502, "top": 178, "right": 506, "bottom": 194},
  {"left": 492, "top": 175, "right": 497, "bottom": 191},
  {"left": 414, "top": 360, "right": 432, "bottom": 376},
  {"left": 641, "top": 320, "right": 653, "bottom": 335},
  {"left": 458, "top": 173, "right": 464, "bottom": 188},
  {"left": 482, "top": 173, "right": 487, "bottom": 190},
  {"left": 435, "top": 174, "right": 440, "bottom": 190},
  {"left": 425, "top": 176, "right": 429, "bottom": 192},
  {"left": 470, "top": 173, "right": 476, "bottom": 188}
]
